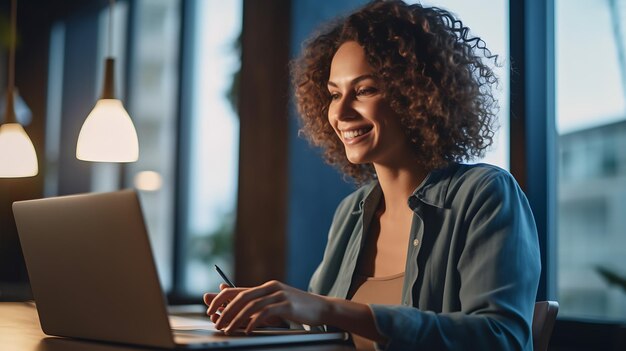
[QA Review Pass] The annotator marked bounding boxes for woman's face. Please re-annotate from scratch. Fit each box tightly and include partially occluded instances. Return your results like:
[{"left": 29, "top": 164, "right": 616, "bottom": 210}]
[{"left": 327, "top": 41, "right": 412, "bottom": 167}]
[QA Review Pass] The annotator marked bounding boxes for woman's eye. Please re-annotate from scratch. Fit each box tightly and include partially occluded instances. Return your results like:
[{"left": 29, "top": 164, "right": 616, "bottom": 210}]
[
  {"left": 356, "top": 87, "right": 378, "bottom": 96},
  {"left": 329, "top": 92, "right": 341, "bottom": 101}
]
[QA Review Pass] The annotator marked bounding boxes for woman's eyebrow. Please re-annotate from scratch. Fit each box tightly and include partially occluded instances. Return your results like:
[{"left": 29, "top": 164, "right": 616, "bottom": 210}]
[{"left": 327, "top": 74, "right": 376, "bottom": 88}]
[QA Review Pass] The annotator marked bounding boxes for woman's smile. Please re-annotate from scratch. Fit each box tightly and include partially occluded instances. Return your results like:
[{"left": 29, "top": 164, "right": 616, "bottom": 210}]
[{"left": 340, "top": 126, "right": 374, "bottom": 144}]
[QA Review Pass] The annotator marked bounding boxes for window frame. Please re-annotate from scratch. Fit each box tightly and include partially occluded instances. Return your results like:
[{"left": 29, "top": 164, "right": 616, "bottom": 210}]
[
  {"left": 509, "top": 0, "right": 557, "bottom": 303},
  {"left": 170, "top": 0, "right": 195, "bottom": 303}
]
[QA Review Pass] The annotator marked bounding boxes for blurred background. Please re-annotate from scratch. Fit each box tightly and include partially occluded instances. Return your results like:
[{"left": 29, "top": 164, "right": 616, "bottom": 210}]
[{"left": 0, "top": 0, "right": 624, "bottom": 349}]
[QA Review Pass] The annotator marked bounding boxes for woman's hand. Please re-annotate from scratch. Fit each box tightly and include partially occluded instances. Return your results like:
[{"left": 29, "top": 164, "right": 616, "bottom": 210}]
[
  {"left": 203, "top": 283, "right": 288, "bottom": 327},
  {"left": 203, "top": 280, "right": 332, "bottom": 334},
  {"left": 203, "top": 284, "right": 233, "bottom": 324}
]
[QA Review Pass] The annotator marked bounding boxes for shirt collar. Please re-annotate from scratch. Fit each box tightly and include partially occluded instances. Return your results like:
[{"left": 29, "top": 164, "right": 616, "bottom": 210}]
[
  {"left": 356, "top": 181, "right": 381, "bottom": 214},
  {"left": 408, "top": 163, "right": 457, "bottom": 210},
  {"left": 355, "top": 163, "right": 458, "bottom": 213}
]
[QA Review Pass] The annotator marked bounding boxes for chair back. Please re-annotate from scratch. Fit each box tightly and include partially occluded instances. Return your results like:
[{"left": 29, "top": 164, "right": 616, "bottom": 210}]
[{"left": 532, "top": 301, "right": 559, "bottom": 351}]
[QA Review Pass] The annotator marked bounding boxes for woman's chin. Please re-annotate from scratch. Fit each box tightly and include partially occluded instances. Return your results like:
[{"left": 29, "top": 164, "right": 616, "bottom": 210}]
[{"left": 345, "top": 152, "right": 370, "bottom": 165}]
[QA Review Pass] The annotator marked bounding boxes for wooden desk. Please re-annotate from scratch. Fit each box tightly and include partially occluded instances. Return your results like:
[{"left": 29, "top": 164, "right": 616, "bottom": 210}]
[{"left": 0, "top": 302, "right": 355, "bottom": 350}]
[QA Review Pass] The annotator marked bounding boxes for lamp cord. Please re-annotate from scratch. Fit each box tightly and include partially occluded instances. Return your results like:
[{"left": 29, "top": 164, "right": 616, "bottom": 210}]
[
  {"left": 4, "top": 0, "right": 17, "bottom": 124},
  {"left": 101, "top": 0, "right": 116, "bottom": 99},
  {"left": 109, "top": 0, "right": 114, "bottom": 57}
]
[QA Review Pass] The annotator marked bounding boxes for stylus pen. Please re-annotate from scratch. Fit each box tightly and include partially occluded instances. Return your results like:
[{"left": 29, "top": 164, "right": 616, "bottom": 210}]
[{"left": 214, "top": 265, "right": 236, "bottom": 288}]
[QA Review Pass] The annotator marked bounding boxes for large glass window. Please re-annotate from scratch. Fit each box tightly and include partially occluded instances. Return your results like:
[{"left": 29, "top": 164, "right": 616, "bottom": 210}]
[
  {"left": 556, "top": 0, "right": 626, "bottom": 321},
  {"left": 180, "top": 0, "right": 243, "bottom": 296},
  {"left": 45, "top": 0, "right": 181, "bottom": 290}
]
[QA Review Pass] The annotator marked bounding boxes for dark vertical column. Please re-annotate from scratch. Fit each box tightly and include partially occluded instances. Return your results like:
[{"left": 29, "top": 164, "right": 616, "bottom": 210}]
[
  {"left": 0, "top": 1, "right": 50, "bottom": 301},
  {"left": 119, "top": 0, "right": 137, "bottom": 188},
  {"left": 509, "top": 0, "right": 557, "bottom": 301},
  {"left": 234, "top": 0, "right": 292, "bottom": 286},
  {"left": 0, "top": 0, "right": 51, "bottom": 300},
  {"left": 172, "top": 0, "right": 194, "bottom": 301}
]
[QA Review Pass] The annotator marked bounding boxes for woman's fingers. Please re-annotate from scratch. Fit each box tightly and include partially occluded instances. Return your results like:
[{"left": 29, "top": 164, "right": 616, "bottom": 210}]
[
  {"left": 220, "top": 290, "right": 287, "bottom": 333},
  {"left": 204, "top": 283, "right": 239, "bottom": 314},
  {"left": 203, "top": 283, "right": 231, "bottom": 305},
  {"left": 210, "top": 306, "right": 225, "bottom": 323},
  {"left": 207, "top": 287, "right": 246, "bottom": 316},
  {"left": 215, "top": 281, "right": 282, "bottom": 328},
  {"left": 203, "top": 292, "right": 218, "bottom": 306},
  {"left": 245, "top": 301, "right": 291, "bottom": 334}
]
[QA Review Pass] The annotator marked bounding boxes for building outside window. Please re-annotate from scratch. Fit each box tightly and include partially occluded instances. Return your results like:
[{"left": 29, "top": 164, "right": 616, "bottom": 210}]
[{"left": 556, "top": 0, "right": 626, "bottom": 321}]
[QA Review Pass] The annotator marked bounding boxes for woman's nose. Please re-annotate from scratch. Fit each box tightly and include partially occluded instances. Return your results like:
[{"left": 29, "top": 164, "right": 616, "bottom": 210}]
[{"left": 331, "top": 95, "right": 357, "bottom": 121}]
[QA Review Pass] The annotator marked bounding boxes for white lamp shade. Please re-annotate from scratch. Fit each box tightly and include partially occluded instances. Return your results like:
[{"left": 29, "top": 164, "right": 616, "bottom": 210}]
[
  {"left": 76, "top": 99, "right": 139, "bottom": 162},
  {"left": 0, "top": 122, "right": 38, "bottom": 177}
]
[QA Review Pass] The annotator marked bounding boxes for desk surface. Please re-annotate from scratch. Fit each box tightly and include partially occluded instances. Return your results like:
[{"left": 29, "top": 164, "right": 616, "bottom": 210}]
[{"left": 0, "top": 302, "right": 356, "bottom": 351}]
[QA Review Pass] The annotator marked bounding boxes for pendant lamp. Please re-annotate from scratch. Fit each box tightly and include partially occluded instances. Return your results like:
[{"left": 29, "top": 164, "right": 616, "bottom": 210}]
[
  {"left": 76, "top": 0, "right": 138, "bottom": 162},
  {"left": 0, "top": 0, "right": 38, "bottom": 178}
]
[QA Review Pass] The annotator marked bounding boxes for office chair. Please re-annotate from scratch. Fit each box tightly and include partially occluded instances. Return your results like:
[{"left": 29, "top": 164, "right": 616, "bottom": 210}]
[{"left": 532, "top": 301, "right": 559, "bottom": 351}]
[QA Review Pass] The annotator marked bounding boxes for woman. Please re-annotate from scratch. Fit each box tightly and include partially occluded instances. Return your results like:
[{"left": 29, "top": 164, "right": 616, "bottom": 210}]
[{"left": 204, "top": 1, "right": 540, "bottom": 350}]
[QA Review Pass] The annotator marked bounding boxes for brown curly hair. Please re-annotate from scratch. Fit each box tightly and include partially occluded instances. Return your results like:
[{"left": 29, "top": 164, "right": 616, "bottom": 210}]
[{"left": 291, "top": 0, "right": 499, "bottom": 184}]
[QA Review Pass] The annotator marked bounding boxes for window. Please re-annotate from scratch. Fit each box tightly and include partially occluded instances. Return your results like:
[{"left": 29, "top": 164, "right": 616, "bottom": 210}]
[
  {"left": 124, "top": 0, "right": 181, "bottom": 292},
  {"left": 52, "top": 0, "right": 183, "bottom": 291},
  {"left": 178, "top": 0, "right": 243, "bottom": 297},
  {"left": 556, "top": 0, "right": 626, "bottom": 322}
]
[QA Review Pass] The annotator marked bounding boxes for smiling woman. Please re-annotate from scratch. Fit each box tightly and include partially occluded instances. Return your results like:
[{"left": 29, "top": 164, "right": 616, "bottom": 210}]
[
  {"left": 203, "top": 1, "right": 539, "bottom": 350},
  {"left": 293, "top": 1, "right": 499, "bottom": 185}
]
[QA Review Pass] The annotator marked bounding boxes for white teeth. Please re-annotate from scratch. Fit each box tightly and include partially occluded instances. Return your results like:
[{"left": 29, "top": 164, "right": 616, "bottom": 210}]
[{"left": 342, "top": 128, "right": 369, "bottom": 140}]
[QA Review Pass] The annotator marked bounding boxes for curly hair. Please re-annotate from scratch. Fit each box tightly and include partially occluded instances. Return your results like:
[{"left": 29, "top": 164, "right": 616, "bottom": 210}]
[{"left": 291, "top": 0, "right": 499, "bottom": 184}]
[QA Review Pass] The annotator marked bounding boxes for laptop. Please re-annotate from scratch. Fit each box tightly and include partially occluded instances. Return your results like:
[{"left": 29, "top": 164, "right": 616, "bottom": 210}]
[{"left": 13, "top": 190, "right": 347, "bottom": 349}]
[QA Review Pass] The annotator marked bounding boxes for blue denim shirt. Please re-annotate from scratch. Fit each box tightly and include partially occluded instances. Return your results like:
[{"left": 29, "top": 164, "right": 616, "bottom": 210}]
[{"left": 308, "top": 163, "right": 541, "bottom": 350}]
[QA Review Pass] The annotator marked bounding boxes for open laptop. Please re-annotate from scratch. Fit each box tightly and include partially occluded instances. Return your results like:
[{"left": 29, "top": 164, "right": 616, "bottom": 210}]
[{"left": 13, "top": 190, "right": 347, "bottom": 349}]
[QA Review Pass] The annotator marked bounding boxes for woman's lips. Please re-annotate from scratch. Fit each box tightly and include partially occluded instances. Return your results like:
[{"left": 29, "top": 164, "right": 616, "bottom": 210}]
[{"left": 340, "top": 126, "right": 373, "bottom": 144}]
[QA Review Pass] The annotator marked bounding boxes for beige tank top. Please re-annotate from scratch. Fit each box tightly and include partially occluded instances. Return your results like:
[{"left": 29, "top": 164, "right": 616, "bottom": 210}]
[{"left": 349, "top": 272, "right": 405, "bottom": 350}]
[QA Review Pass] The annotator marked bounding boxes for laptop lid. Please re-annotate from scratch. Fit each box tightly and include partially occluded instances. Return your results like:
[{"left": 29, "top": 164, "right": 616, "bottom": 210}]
[
  {"left": 13, "top": 190, "right": 347, "bottom": 349},
  {"left": 13, "top": 190, "right": 176, "bottom": 348}
]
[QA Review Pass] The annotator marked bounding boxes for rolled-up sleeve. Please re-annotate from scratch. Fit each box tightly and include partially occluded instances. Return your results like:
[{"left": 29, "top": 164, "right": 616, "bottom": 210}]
[{"left": 370, "top": 171, "right": 541, "bottom": 350}]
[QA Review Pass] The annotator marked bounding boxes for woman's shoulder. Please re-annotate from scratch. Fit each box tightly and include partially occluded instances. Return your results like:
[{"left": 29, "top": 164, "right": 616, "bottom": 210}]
[
  {"left": 451, "top": 162, "right": 517, "bottom": 187},
  {"left": 443, "top": 163, "right": 523, "bottom": 204}
]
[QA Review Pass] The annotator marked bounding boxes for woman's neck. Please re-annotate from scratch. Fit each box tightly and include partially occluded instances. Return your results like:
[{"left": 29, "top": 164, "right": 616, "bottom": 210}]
[{"left": 373, "top": 161, "right": 427, "bottom": 213}]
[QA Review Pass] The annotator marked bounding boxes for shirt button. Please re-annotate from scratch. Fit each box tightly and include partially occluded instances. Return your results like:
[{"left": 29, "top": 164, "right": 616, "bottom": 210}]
[{"left": 413, "top": 239, "right": 420, "bottom": 247}]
